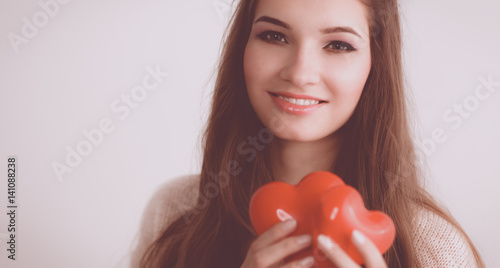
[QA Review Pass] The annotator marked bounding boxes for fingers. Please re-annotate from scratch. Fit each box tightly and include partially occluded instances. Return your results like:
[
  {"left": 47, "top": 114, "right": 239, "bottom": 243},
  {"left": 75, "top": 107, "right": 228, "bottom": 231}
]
[
  {"left": 253, "top": 234, "right": 312, "bottom": 267},
  {"left": 351, "top": 230, "right": 387, "bottom": 268},
  {"left": 264, "top": 234, "right": 312, "bottom": 263},
  {"left": 280, "top": 256, "right": 315, "bottom": 268},
  {"left": 317, "top": 230, "right": 387, "bottom": 268},
  {"left": 252, "top": 219, "right": 297, "bottom": 251},
  {"left": 317, "top": 234, "right": 359, "bottom": 268},
  {"left": 248, "top": 219, "right": 314, "bottom": 267},
  {"left": 248, "top": 221, "right": 387, "bottom": 268}
]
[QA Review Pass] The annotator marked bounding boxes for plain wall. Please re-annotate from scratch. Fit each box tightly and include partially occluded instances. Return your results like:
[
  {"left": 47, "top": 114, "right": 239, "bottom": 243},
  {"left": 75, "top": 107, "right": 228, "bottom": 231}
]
[{"left": 0, "top": 0, "right": 498, "bottom": 267}]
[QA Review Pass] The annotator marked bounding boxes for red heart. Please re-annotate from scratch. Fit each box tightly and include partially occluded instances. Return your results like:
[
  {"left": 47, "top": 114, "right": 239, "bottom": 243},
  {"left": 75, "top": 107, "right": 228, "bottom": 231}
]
[{"left": 249, "top": 171, "right": 396, "bottom": 267}]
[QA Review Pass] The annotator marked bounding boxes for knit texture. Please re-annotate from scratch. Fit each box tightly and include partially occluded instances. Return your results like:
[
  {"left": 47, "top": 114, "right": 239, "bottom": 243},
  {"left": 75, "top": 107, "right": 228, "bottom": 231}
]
[
  {"left": 129, "top": 174, "right": 477, "bottom": 267},
  {"left": 412, "top": 208, "right": 477, "bottom": 267}
]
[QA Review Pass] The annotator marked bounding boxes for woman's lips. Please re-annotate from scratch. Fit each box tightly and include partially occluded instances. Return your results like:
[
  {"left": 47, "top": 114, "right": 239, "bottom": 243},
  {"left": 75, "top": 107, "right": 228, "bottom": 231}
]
[
  {"left": 268, "top": 91, "right": 327, "bottom": 115},
  {"left": 269, "top": 91, "right": 328, "bottom": 102}
]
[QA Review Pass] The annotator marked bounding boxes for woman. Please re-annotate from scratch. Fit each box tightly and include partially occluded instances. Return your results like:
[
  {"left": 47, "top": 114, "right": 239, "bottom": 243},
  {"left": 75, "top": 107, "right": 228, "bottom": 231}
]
[{"left": 130, "top": 0, "right": 484, "bottom": 267}]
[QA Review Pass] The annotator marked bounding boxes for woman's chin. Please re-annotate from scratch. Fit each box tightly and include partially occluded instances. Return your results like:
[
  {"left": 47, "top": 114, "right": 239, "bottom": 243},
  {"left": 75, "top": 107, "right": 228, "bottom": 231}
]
[{"left": 271, "top": 129, "right": 331, "bottom": 143}]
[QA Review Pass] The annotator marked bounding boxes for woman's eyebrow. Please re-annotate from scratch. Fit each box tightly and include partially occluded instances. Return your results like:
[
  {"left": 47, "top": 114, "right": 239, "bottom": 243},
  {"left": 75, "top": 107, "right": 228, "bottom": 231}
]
[
  {"left": 255, "top": 16, "right": 291, "bottom": 30},
  {"left": 254, "top": 16, "right": 364, "bottom": 41}
]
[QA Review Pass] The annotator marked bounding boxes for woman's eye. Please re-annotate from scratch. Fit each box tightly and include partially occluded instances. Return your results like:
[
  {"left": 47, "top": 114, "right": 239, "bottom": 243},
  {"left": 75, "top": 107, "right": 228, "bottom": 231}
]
[
  {"left": 257, "top": 32, "right": 356, "bottom": 53},
  {"left": 326, "top": 41, "right": 356, "bottom": 52},
  {"left": 257, "top": 31, "right": 287, "bottom": 44}
]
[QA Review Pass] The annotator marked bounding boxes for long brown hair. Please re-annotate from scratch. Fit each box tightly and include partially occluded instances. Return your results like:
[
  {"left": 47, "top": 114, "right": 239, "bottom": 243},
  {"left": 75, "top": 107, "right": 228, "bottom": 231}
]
[{"left": 140, "top": 0, "right": 484, "bottom": 267}]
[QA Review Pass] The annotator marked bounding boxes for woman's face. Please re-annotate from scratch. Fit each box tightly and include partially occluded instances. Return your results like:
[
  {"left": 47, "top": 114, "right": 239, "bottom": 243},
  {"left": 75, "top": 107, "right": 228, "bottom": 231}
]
[{"left": 243, "top": 0, "right": 371, "bottom": 142}]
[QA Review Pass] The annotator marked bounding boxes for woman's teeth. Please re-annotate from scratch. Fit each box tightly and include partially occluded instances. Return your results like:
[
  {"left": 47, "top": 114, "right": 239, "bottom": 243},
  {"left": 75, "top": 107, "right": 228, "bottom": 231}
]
[{"left": 278, "top": 95, "right": 320, "bottom": 105}]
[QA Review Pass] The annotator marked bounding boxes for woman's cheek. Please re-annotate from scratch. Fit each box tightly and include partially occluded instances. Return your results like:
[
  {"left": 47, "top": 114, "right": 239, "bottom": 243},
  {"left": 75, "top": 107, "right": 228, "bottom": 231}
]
[
  {"left": 251, "top": 48, "right": 281, "bottom": 76},
  {"left": 245, "top": 45, "right": 264, "bottom": 78},
  {"left": 245, "top": 49, "right": 281, "bottom": 94},
  {"left": 322, "top": 72, "right": 365, "bottom": 114},
  {"left": 327, "top": 56, "right": 370, "bottom": 93},
  {"left": 243, "top": 48, "right": 259, "bottom": 91}
]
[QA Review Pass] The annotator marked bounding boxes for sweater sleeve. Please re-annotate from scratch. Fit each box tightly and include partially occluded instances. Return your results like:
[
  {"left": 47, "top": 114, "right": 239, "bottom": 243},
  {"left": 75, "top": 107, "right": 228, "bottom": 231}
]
[
  {"left": 412, "top": 208, "right": 478, "bottom": 267},
  {"left": 129, "top": 174, "right": 200, "bottom": 268}
]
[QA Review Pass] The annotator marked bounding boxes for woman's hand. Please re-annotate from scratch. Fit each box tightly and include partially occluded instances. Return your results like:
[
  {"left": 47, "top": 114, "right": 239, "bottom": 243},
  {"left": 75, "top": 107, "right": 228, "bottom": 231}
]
[
  {"left": 317, "top": 230, "right": 388, "bottom": 268},
  {"left": 241, "top": 219, "right": 316, "bottom": 268}
]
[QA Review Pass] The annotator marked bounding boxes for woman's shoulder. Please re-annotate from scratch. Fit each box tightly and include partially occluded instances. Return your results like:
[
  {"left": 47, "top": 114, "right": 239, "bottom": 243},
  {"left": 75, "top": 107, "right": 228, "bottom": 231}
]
[
  {"left": 145, "top": 173, "right": 201, "bottom": 235},
  {"left": 129, "top": 174, "right": 201, "bottom": 267},
  {"left": 412, "top": 208, "right": 478, "bottom": 267},
  {"left": 151, "top": 173, "right": 201, "bottom": 200}
]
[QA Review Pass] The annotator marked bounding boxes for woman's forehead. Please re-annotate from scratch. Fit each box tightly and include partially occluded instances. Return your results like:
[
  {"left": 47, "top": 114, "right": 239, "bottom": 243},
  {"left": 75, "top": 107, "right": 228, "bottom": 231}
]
[{"left": 252, "top": 0, "right": 370, "bottom": 38}]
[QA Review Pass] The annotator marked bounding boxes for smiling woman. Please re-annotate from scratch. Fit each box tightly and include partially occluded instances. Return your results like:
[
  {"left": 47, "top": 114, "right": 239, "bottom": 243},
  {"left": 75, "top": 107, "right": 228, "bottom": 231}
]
[
  {"left": 129, "top": 0, "right": 485, "bottom": 267},
  {"left": 244, "top": 0, "right": 371, "bottom": 149}
]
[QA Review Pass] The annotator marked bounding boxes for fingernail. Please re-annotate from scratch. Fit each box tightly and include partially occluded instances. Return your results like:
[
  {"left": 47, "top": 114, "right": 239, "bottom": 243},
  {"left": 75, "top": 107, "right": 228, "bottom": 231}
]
[
  {"left": 352, "top": 230, "right": 365, "bottom": 244},
  {"left": 283, "top": 219, "right": 297, "bottom": 230},
  {"left": 296, "top": 234, "right": 312, "bottom": 245},
  {"left": 317, "top": 234, "right": 335, "bottom": 250},
  {"left": 299, "top": 256, "right": 315, "bottom": 267}
]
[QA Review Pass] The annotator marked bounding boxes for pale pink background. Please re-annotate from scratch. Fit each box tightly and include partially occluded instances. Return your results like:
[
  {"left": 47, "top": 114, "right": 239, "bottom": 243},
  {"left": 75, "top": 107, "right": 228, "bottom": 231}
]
[{"left": 0, "top": 0, "right": 498, "bottom": 267}]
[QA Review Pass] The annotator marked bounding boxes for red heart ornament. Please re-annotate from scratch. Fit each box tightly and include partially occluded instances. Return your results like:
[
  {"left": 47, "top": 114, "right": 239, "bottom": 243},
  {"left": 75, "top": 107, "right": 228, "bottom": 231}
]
[{"left": 249, "top": 171, "right": 396, "bottom": 267}]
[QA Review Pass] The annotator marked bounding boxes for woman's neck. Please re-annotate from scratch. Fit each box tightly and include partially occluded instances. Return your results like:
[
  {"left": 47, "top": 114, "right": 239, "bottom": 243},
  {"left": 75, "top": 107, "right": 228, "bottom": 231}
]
[{"left": 270, "top": 133, "right": 342, "bottom": 185}]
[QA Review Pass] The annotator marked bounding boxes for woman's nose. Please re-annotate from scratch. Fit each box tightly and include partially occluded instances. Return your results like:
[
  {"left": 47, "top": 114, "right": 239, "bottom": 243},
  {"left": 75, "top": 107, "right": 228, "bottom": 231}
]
[{"left": 279, "top": 44, "right": 321, "bottom": 88}]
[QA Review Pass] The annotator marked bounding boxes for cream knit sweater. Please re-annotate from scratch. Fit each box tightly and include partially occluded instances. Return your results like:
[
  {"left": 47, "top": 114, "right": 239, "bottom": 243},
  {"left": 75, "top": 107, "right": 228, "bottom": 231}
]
[{"left": 129, "top": 174, "right": 478, "bottom": 267}]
